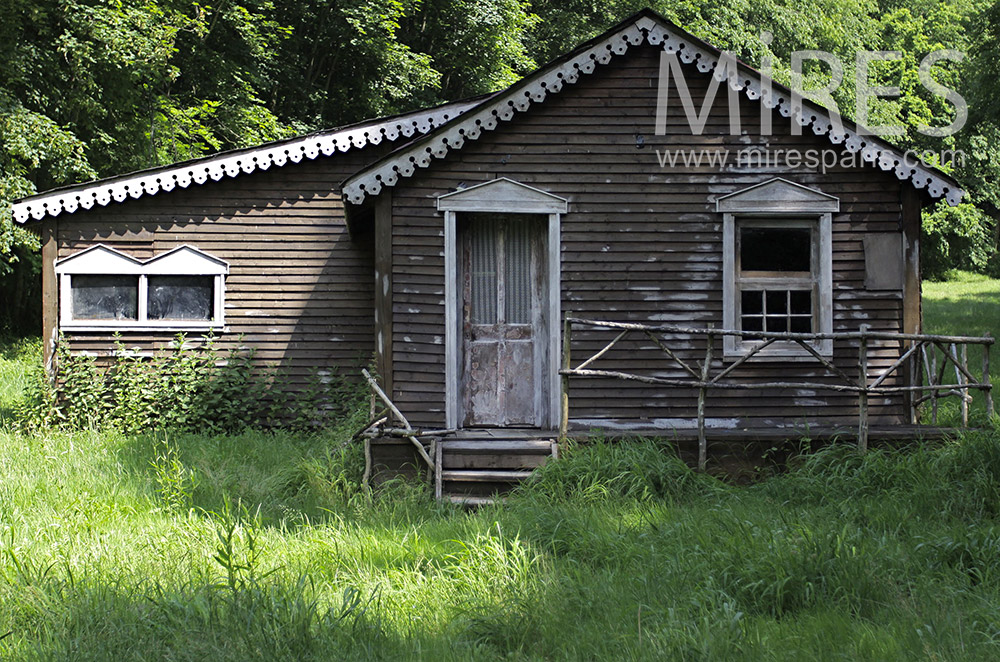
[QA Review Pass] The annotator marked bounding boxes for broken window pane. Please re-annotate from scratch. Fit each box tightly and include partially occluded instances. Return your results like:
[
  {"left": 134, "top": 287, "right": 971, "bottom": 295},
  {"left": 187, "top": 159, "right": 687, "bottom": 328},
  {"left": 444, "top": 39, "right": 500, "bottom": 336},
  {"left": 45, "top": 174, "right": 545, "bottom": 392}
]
[
  {"left": 740, "top": 227, "right": 811, "bottom": 272},
  {"left": 72, "top": 275, "right": 138, "bottom": 320},
  {"left": 148, "top": 276, "right": 214, "bottom": 321}
]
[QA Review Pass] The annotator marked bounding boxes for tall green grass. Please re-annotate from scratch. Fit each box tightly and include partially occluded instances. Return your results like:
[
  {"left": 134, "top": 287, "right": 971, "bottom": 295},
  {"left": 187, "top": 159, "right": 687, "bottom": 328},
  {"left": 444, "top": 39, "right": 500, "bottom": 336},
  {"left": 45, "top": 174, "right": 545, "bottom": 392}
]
[
  {"left": 3, "top": 428, "right": 1000, "bottom": 660},
  {"left": 0, "top": 275, "right": 998, "bottom": 660}
]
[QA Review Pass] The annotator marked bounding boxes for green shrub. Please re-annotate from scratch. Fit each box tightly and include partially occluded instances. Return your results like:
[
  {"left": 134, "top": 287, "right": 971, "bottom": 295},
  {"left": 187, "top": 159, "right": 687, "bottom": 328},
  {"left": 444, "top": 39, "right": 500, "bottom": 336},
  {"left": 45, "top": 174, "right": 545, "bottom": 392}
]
[{"left": 17, "top": 334, "right": 367, "bottom": 435}]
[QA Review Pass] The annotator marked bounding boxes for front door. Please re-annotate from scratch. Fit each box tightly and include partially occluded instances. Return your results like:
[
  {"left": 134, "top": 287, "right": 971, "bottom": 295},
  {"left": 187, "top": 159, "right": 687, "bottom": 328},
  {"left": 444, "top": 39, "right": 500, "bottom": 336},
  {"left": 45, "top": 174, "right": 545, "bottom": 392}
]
[{"left": 460, "top": 213, "right": 546, "bottom": 427}]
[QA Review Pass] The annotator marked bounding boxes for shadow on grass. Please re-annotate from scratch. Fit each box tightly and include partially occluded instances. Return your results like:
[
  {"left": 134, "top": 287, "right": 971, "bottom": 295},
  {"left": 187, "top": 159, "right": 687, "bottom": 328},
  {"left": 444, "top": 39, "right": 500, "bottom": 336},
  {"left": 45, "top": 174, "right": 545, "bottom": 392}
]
[{"left": 116, "top": 429, "right": 368, "bottom": 526}]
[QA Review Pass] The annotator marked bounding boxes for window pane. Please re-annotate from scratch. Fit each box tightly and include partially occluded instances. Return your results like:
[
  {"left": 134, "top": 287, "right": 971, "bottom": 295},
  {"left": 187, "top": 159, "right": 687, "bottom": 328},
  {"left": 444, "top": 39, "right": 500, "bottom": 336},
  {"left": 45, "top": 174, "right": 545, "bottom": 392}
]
[
  {"left": 148, "top": 276, "right": 214, "bottom": 321},
  {"left": 741, "top": 290, "right": 763, "bottom": 315},
  {"left": 741, "top": 315, "right": 763, "bottom": 332},
  {"left": 72, "top": 275, "right": 138, "bottom": 320},
  {"left": 765, "top": 290, "right": 788, "bottom": 314},
  {"left": 504, "top": 219, "right": 532, "bottom": 324},
  {"left": 790, "top": 316, "right": 812, "bottom": 333},
  {"left": 765, "top": 315, "right": 789, "bottom": 333},
  {"left": 469, "top": 217, "right": 498, "bottom": 324},
  {"left": 740, "top": 227, "right": 811, "bottom": 271},
  {"left": 790, "top": 290, "right": 812, "bottom": 314}
]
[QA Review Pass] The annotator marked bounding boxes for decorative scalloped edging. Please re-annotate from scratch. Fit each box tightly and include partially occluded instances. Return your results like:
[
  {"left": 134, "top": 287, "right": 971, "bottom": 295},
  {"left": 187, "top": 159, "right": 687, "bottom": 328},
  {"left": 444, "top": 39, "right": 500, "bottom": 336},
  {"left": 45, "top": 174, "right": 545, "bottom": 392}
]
[
  {"left": 11, "top": 100, "right": 482, "bottom": 223},
  {"left": 341, "top": 15, "right": 963, "bottom": 207}
]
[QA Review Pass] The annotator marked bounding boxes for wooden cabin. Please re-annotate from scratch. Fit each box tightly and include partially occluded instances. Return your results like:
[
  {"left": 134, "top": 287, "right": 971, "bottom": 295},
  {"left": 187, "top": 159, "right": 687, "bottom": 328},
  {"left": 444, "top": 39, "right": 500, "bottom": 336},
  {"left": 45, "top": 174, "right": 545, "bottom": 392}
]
[{"left": 12, "top": 10, "right": 981, "bottom": 494}]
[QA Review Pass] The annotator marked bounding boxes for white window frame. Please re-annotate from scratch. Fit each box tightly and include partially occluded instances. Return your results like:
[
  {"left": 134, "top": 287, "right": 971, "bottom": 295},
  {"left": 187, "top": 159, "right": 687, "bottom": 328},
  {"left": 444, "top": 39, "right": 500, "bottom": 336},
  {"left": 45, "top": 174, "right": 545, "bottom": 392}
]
[
  {"left": 717, "top": 179, "right": 839, "bottom": 360},
  {"left": 55, "top": 244, "right": 228, "bottom": 331}
]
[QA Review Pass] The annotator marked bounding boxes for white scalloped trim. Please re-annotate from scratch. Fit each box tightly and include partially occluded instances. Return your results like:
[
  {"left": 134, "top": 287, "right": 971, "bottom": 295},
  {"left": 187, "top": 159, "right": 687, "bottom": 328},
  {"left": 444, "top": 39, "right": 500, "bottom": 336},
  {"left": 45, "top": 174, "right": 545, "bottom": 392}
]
[
  {"left": 11, "top": 100, "right": 482, "bottom": 223},
  {"left": 342, "top": 15, "right": 963, "bottom": 207}
]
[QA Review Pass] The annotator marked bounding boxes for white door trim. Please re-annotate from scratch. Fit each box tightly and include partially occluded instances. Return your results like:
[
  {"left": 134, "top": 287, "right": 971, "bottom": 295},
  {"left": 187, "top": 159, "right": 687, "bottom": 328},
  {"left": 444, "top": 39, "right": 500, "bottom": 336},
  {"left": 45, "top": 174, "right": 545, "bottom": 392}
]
[{"left": 443, "top": 209, "right": 561, "bottom": 430}]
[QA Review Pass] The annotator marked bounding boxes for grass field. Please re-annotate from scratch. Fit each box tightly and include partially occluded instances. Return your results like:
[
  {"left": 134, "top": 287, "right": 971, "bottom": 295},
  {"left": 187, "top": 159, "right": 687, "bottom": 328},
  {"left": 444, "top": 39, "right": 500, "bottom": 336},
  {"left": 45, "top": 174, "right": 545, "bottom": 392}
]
[
  {"left": 923, "top": 271, "right": 1000, "bottom": 424},
  {"left": 0, "top": 275, "right": 998, "bottom": 661}
]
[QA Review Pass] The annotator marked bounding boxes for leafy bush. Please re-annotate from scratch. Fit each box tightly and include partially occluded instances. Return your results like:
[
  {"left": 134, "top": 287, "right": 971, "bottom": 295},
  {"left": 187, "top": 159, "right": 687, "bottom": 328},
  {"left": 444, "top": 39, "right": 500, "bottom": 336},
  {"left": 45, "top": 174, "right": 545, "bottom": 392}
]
[
  {"left": 922, "top": 201, "right": 997, "bottom": 280},
  {"left": 18, "top": 334, "right": 366, "bottom": 434}
]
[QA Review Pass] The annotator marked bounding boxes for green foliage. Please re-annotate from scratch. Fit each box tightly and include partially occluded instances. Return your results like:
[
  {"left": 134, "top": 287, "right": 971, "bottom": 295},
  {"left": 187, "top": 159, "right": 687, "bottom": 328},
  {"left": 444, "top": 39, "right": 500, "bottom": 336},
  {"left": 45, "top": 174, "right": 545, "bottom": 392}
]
[
  {"left": 18, "top": 334, "right": 367, "bottom": 435},
  {"left": 922, "top": 200, "right": 995, "bottom": 279}
]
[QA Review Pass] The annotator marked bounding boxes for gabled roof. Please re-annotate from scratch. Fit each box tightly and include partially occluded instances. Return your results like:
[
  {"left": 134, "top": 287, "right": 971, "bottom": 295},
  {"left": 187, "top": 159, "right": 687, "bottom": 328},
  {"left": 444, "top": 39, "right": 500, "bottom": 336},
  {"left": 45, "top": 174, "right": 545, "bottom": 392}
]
[
  {"left": 341, "top": 8, "right": 964, "bottom": 207},
  {"left": 11, "top": 97, "right": 485, "bottom": 223},
  {"left": 11, "top": 8, "right": 966, "bottom": 226}
]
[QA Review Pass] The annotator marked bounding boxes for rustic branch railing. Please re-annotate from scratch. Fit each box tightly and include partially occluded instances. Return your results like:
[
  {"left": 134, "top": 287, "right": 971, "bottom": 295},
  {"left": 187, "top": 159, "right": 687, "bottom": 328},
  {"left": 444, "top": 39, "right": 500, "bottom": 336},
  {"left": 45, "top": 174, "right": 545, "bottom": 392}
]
[{"left": 558, "top": 314, "right": 994, "bottom": 470}]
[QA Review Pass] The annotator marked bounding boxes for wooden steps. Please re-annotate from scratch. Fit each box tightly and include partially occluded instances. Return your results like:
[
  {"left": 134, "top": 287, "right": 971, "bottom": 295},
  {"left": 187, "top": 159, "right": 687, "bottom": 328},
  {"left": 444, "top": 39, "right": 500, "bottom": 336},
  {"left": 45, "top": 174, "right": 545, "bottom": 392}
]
[{"left": 434, "top": 435, "right": 558, "bottom": 502}]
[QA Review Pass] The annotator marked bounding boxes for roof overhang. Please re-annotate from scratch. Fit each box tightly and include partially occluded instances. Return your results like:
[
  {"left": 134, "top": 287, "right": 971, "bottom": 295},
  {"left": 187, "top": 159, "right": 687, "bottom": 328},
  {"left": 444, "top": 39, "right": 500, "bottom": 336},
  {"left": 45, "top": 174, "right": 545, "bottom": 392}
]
[
  {"left": 341, "top": 10, "right": 964, "bottom": 208},
  {"left": 11, "top": 98, "right": 484, "bottom": 224}
]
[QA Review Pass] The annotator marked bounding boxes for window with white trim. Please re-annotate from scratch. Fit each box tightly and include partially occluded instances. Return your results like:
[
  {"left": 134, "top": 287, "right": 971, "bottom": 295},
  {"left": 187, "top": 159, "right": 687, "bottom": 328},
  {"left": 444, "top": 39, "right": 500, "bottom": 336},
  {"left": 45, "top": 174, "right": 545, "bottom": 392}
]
[
  {"left": 56, "top": 245, "right": 227, "bottom": 330},
  {"left": 717, "top": 179, "right": 838, "bottom": 358}
]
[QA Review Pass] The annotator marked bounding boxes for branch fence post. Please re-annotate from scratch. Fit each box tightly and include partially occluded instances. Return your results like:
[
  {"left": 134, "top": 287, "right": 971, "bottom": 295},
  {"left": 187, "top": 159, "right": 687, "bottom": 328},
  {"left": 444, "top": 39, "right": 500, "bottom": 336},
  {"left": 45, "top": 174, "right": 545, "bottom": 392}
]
[
  {"left": 560, "top": 311, "right": 571, "bottom": 448},
  {"left": 956, "top": 343, "right": 969, "bottom": 427},
  {"left": 985, "top": 334, "right": 994, "bottom": 420},
  {"left": 697, "top": 326, "right": 714, "bottom": 472},
  {"left": 858, "top": 324, "right": 870, "bottom": 452}
]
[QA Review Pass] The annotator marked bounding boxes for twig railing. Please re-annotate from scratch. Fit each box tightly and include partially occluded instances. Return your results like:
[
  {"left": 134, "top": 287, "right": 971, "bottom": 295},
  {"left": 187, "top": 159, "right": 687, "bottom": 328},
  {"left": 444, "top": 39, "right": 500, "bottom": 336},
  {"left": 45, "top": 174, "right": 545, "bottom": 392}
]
[{"left": 559, "top": 314, "right": 994, "bottom": 470}]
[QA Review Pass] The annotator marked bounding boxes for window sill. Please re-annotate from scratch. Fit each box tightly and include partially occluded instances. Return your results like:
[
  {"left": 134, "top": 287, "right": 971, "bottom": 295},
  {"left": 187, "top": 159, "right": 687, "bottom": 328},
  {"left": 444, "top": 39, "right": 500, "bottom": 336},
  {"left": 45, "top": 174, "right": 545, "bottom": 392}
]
[
  {"left": 61, "top": 323, "right": 225, "bottom": 333},
  {"left": 723, "top": 341, "right": 833, "bottom": 362}
]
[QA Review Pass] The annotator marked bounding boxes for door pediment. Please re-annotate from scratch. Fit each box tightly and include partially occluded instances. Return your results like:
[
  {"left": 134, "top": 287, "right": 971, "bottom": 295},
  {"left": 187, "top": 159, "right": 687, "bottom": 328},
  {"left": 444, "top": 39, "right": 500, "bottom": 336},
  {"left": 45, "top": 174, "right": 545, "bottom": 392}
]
[{"left": 437, "top": 178, "right": 568, "bottom": 214}]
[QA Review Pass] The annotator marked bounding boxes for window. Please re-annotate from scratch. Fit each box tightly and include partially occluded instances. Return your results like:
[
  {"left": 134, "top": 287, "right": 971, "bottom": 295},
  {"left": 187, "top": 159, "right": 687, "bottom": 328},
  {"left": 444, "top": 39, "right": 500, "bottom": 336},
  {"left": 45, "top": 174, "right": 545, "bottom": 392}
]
[
  {"left": 56, "top": 245, "right": 228, "bottom": 330},
  {"left": 717, "top": 179, "right": 838, "bottom": 358},
  {"left": 71, "top": 275, "right": 139, "bottom": 320}
]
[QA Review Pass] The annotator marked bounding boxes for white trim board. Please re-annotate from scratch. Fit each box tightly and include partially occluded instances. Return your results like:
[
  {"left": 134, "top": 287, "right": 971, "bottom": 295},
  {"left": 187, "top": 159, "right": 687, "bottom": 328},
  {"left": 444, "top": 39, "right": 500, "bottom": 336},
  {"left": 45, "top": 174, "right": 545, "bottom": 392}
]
[
  {"left": 12, "top": 99, "right": 482, "bottom": 223},
  {"left": 56, "top": 244, "right": 229, "bottom": 331},
  {"left": 342, "top": 12, "right": 963, "bottom": 208}
]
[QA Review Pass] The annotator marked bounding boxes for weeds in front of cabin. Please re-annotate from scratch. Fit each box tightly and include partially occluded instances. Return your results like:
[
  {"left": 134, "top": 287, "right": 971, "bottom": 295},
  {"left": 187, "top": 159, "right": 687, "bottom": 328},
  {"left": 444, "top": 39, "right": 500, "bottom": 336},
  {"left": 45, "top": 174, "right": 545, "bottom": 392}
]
[
  {"left": 15, "top": 333, "right": 368, "bottom": 435},
  {"left": 2, "top": 278, "right": 1000, "bottom": 659},
  {"left": 3, "top": 424, "right": 1000, "bottom": 659}
]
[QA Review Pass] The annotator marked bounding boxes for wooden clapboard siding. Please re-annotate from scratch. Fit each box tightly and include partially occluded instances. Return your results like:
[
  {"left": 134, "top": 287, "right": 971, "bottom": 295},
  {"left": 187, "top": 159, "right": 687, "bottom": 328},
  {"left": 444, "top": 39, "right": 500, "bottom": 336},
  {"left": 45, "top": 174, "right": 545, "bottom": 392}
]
[
  {"left": 387, "top": 43, "right": 912, "bottom": 431},
  {"left": 54, "top": 149, "right": 391, "bottom": 392}
]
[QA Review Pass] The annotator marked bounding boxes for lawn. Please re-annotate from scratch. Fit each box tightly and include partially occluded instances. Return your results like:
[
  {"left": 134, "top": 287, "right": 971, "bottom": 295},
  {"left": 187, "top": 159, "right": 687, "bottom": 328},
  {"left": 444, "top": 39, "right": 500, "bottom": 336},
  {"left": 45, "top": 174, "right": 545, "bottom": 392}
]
[{"left": 0, "top": 275, "right": 998, "bottom": 661}]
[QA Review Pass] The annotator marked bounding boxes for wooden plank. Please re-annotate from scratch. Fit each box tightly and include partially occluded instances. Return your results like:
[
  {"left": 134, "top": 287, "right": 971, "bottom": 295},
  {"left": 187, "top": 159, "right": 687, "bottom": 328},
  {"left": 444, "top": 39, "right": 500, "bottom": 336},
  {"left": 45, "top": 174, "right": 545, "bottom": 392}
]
[
  {"left": 375, "top": 191, "right": 394, "bottom": 396},
  {"left": 41, "top": 220, "right": 58, "bottom": 375}
]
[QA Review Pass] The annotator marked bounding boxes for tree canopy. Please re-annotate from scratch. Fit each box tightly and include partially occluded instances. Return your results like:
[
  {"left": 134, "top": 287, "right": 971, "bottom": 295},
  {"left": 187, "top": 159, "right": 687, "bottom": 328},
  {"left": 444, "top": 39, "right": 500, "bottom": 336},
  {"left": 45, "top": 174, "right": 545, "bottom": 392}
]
[{"left": 1, "top": 0, "right": 996, "bottom": 330}]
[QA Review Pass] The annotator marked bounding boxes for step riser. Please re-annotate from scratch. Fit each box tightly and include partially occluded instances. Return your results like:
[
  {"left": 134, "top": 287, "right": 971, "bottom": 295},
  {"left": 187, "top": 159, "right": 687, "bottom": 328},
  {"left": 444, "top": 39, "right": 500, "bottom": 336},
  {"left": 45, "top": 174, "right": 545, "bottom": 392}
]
[
  {"left": 435, "top": 437, "right": 557, "bottom": 501},
  {"left": 443, "top": 454, "right": 551, "bottom": 470}
]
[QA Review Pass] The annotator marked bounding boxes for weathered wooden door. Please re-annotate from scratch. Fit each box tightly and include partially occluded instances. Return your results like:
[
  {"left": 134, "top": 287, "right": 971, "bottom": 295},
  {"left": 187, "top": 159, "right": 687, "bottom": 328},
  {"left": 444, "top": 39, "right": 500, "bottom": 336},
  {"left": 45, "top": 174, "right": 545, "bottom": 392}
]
[{"left": 460, "top": 214, "right": 546, "bottom": 427}]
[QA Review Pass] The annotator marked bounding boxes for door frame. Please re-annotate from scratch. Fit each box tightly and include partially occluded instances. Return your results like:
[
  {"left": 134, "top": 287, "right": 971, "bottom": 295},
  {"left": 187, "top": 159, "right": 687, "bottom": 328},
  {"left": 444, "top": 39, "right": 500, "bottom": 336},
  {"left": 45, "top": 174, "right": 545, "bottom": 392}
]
[{"left": 438, "top": 178, "right": 567, "bottom": 430}]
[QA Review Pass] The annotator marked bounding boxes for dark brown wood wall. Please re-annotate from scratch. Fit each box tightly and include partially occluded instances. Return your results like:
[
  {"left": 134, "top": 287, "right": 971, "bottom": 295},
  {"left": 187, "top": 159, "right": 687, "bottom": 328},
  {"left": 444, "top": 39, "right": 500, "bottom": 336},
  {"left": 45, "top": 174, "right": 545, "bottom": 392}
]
[
  {"left": 51, "top": 150, "right": 388, "bottom": 391},
  {"left": 388, "top": 44, "right": 912, "bottom": 431}
]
